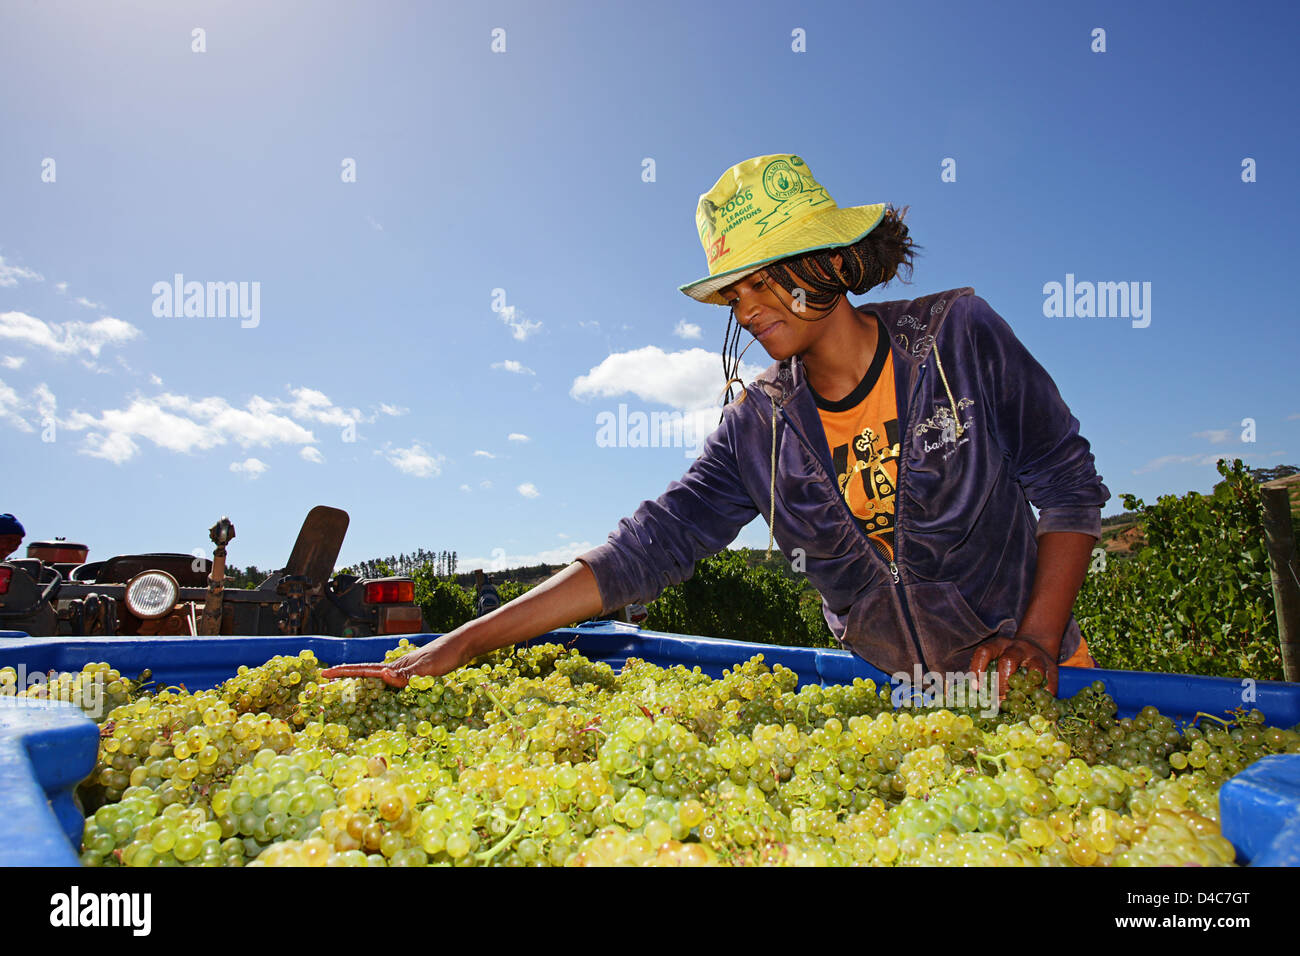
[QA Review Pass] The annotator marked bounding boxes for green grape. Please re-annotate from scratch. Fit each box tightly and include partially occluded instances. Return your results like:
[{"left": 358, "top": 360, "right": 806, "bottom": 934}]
[{"left": 64, "top": 650, "right": 1299, "bottom": 868}]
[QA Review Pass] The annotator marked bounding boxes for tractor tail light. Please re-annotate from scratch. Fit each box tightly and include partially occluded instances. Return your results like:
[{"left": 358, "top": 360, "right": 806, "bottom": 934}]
[
  {"left": 0, "top": 567, "right": 11, "bottom": 596},
  {"left": 379, "top": 605, "right": 423, "bottom": 635},
  {"left": 365, "top": 580, "right": 414, "bottom": 604}
]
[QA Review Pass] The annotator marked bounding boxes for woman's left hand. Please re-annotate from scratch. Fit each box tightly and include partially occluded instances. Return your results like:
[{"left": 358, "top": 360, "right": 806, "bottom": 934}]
[{"left": 969, "top": 636, "right": 1059, "bottom": 698}]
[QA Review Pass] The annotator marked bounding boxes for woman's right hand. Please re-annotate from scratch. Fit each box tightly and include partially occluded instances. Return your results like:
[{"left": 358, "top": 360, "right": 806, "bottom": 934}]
[{"left": 320, "top": 633, "right": 467, "bottom": 688}]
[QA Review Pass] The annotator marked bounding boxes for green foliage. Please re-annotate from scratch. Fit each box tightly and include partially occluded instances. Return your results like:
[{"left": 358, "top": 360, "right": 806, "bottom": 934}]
[
  {"left": 1247, "top": 464, "right": 1299, "bottom": 483},
  {"left": 225, "top": 565, "right": 267, "bottom": 590},
  {"left": 410, "top": 570, "right": 555, "bottom": 633},
  {"left": 645, "top": 549, "right": 836, "bottom": 649},
  {"left": 349, "top": 549, "right": 457, "bottom": 578},
  {"left": 412, "top": 566, "right": 474, "bottom": 633},
  {"left": 1075, "top": 458, "right": 1283, "bottom": 680},
  {"left": 498, "top": 581, "right": 537, "bottom": 604}
]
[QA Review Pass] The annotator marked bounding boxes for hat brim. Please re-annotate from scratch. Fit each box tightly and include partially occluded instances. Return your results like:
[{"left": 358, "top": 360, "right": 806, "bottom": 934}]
[{"left": 679, "top": 204, "right": 887, "bottom": 306}]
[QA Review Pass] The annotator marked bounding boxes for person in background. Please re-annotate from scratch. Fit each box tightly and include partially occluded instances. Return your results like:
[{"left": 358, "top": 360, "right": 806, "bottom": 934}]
[
  {"left": 324, "top": 153, "right": 1109, "bottom": 696},
  {"left": 0, "top": 514, "right": 24, "bottom": 561}
]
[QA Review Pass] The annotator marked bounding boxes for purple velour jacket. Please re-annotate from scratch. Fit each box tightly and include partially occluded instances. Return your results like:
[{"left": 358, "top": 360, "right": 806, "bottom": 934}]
[{"left": 576, "top": 288, "right": 1111, "bottom": 677}]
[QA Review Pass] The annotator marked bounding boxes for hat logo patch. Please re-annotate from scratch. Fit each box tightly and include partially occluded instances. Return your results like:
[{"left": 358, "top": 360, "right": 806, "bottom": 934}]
[{"left": 763, "top": 160, "right": 803, "bottom": 201}]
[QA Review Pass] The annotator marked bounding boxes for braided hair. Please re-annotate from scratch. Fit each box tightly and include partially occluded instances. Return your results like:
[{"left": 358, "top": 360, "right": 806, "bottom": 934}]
[{"left": 719, "top": 204, "right": 920, "bottom": 417}]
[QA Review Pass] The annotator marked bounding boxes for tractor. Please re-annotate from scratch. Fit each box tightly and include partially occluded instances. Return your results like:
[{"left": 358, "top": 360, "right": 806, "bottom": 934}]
[{"left": 0, "top": 506, "right": 425, "bottom": 639}]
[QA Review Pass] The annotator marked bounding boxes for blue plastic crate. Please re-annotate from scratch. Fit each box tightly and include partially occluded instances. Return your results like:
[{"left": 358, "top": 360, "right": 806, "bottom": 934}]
[
  {"left": 0, "top": 625, "right": 1297, "bottom": 866},
  {"left": 0, "top": 697, "right": 100, "bottom": 866},
  {"left": 1219, "top": 754, "right": 1300, "bottom": 865}
]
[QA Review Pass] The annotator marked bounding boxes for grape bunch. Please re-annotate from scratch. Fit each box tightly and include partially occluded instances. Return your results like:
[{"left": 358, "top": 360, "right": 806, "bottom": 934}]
[
  {"left": 48, "top": 642, "right": 1300, "bottom": 868},
  {"left": 5, "top": 661, "right": 151, "bottom": 722},
  {"left": 220, "top": 652, "right": 322, "bottom": 721}
]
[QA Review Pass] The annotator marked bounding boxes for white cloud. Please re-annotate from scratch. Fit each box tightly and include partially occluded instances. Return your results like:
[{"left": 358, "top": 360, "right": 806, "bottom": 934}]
[
  {"left": 0, "top": 380, "right": 54, "bottom": 434},
  {"left": 300, "top": 446, "right": 325, "bottom": 464},
  {"left": 480, "top": 479, "right": 493, "bottom": 489},
  {"left": 507, "top": 432, "right": 530, "bottom": 443},
  {"left": 74, "top": 296, "right": 106, "bottom": 311},
  {"left": 492, "top": 359, "right": 535, "bottom": 375},
  {"left": 459, "top": 484, "right": 471, "bottom": 492},
  {"left": 1192, "top": 429, "right": 1233, "bottom": 445},
  {"left": 557, "top": 532, "right": 569, "bottom": 539},
  {"left": 570, "top": 346, "right": 766, "bottom": 454},
  {"left": 149, "top": 373, "right": 163, "bottom": 385},
  {"left": 366, "top": 215, "right": 384, "bottom": 232},
  {"left": 0, "top": 257, "right": 42, "bottom": 287},
  {"left": 674, "top": 319, "right": 702, "bottom": 340},
  {"left": 54, "top": 281, "right": 68, "bottom": 294},
  {"left": 230, "top": 457, "right": 269, "bottom": 479},
  {"left": 458, "top": 541, "right": 595, "bottom": 569},
  {"left": 474, "top": 450, "right": 496, "bottom": 458},
  {"left": 382, "top": 442, "right": 444, "bottom": 477},
  {"left": 33, "top": 383, "right": 56, "bottom": 419},
  {"left": 578, "top": 320, "right": 600, "bottom": 331},
  {"left": 81, "top": 431, "right": 138, "bottom": 464},
  {"left": 1, "top": 356, "right": 24, "bottom": 370},
  {"left": 1133, "top": 452, "right": 1263, "bottom": 475},
  {"left": 379, "top": 403, "right": 408, "bottom": 417},
  {"left": 0, "top": 379, "right": 32, "bottom": 432},
  {"left": 276, "top": 386, "right": 361, "bottom": 429},
  {"left": 159, "top": 393, "right": 316, "bottom": 448},
  {"left": 571, "top": 346, "right": 765, "bottom": 410},
  {"left": 67, "top": 399, "right": 224, "bottom": 456},
  {"left": 497, "top": 304, "right": 542, "bottom": 342},
  {"left": 60, "top": 391, "right": 317, "bottom": 464},
  {"left": 0, "top": 311, "right": 140, "bottom": 358},
  {"left": 517, "top": 482, "right": 540, "bottom": 498}
]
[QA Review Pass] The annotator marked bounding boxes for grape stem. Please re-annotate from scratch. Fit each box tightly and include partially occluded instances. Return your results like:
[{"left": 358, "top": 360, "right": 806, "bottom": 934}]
[
  {"left": 976, "top": 751, "right": 1012, "bottom": 774},
  {"left": 1192, "top": 712, "right": 1232, "bottom": 729},
  {"left": 474, "top": 814, "right": 527, "bottom": 863},
  {"left": 481, "top": 685, "right": 517, "bottom": 724}
]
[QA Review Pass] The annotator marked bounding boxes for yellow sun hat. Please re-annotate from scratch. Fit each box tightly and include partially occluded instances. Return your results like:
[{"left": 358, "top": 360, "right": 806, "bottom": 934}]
[{"left": 679, "top": 154, "right": 887, "bottom": 306}]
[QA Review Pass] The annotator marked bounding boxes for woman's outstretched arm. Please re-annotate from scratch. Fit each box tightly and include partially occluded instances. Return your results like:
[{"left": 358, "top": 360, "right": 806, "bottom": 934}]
[{"left": 320, "top": 560, "right": 605, "bottom": 687}]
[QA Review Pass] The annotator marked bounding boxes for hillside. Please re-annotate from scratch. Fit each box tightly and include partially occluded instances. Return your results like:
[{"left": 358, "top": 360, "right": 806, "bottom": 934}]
[
  {"left": 422, "top": 468, "right": 1300, "bottom": 580},
  {"left": 1260, "top": 471, "right": 1300, "bottom": 512}
]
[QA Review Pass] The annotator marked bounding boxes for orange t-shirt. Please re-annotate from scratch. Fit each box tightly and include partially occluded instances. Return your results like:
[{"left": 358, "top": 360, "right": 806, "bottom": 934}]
[{"left": 811, "top": 325, "right": 900, "bottom": 562}]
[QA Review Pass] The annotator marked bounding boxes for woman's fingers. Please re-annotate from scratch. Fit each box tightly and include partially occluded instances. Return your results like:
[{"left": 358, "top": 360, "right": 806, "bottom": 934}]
[
  {"left": 319, "top": 663, "right": 409, "bottom": 688},
  {"left": 971, "top": 639, "right": 1013, "bottom": 693},
  {"left": 971, "top": 639, "right": 1064, "bottom": 701},
  {"left": 996, "top": 645, "right": 1026, "bottom": 701},
  {"left": 1035, "top": 658, "right": 1060, "bottom": 696},
  {"left": 969, "top": 645, "right": 993, "bottom": 677}
]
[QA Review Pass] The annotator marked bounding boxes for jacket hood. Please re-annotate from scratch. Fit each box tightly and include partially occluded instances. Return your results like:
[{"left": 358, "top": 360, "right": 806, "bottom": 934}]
[{"left": 751, "top": 286, "right": 976, "bottom": 406}]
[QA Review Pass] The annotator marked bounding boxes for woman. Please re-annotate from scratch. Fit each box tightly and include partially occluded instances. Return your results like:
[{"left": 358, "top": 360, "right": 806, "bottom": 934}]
[{"left": 325, "top": 154, "right": 1109, "bottom": 696}]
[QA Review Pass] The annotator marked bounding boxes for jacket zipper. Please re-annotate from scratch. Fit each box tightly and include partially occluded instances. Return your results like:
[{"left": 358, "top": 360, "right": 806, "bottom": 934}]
[
  {"left": 891, "top": 362, "right": 927, "bottom": 670},
  {"left": 775, "top": 362, "right": 930, "bottom": 669}
]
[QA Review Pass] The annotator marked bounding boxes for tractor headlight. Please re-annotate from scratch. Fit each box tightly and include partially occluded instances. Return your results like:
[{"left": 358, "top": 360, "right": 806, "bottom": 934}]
[{"left": 124, "top": 570, "right": 179, "bottom": 619}]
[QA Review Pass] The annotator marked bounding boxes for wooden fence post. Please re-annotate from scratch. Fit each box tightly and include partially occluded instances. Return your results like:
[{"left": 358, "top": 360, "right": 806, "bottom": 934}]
[{"left": 1260, "top": 486, "right": 1300, "bottom": 682}]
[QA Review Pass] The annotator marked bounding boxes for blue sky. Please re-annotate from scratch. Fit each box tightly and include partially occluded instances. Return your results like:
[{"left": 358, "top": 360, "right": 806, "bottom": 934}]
[{"left": 1, "top": 0, "right": 1296, "bottom": 572}]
